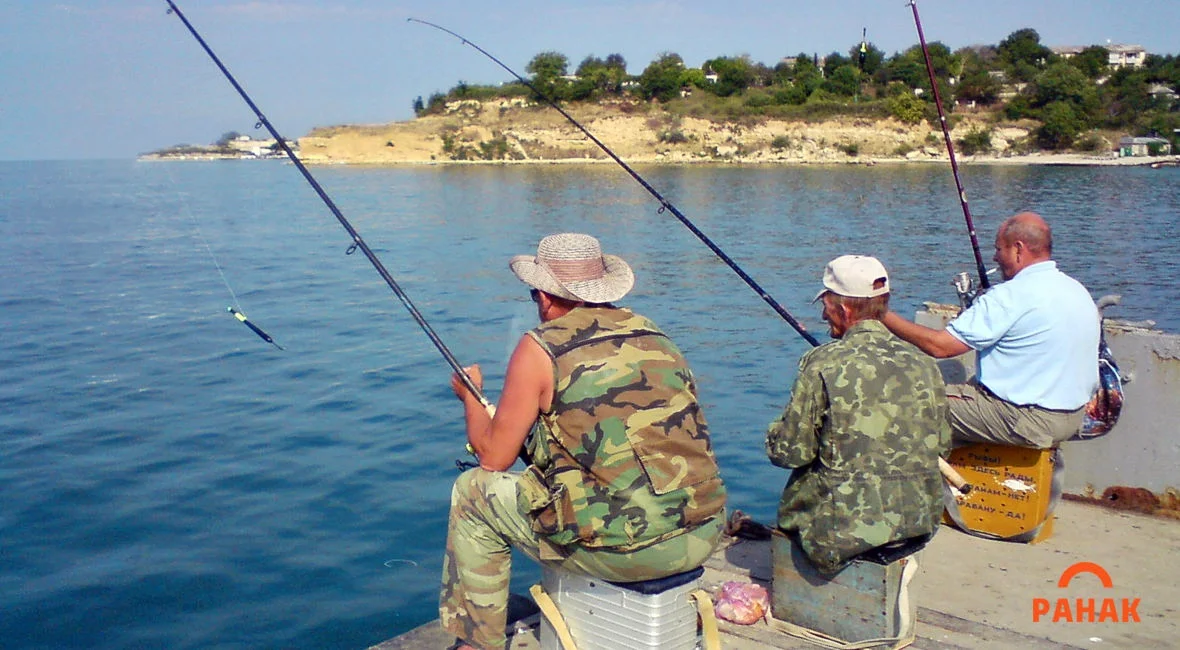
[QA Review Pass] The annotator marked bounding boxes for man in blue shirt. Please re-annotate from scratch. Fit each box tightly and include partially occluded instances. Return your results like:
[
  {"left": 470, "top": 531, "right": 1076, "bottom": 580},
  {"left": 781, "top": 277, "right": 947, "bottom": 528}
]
[{"left": 882, "top": 212, "right": 1100, "bottom": 448}]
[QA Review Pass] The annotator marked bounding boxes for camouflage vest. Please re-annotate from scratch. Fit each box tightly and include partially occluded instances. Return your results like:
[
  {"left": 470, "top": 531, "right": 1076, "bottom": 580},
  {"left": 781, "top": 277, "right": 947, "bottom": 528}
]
[{"left": 518, "top": 307, "right": 726, "bottom": 549}]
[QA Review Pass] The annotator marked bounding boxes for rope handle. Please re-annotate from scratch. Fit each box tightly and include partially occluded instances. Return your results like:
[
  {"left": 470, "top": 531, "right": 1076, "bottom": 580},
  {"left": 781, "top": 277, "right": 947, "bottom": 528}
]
[
  {"left": 529, "top": 583, "right": 578, "bottom": 650},
  {"left": 689, "top": 589, "right": 721, "bottom": 650}
]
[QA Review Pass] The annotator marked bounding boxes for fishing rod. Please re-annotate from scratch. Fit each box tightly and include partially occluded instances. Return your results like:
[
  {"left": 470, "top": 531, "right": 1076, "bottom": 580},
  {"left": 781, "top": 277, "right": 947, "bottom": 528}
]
[
  {"left": 163, "top": 0, "right": 490, "bottom": 410},
  {"left": 410, "top": 18, "right": 821, "bottom": 347},
  {"left": 906, "top": 0, "right": 990, "bottom": 291}
]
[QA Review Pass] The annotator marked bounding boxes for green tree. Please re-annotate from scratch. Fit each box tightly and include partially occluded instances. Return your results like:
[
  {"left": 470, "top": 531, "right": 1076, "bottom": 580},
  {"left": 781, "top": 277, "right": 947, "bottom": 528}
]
[
  {"left": 526, "top": 51, "right": 569, "bottom": 100},
  {"left": 749, "top": 61, "right": 776, "bottom": 88},
  {"left": 412, "top": 96, "right": 425, "bottom": 116},
  {"left": 772, "top": 60, "right": 794, "bottom": 86},
  {"left": 1070, "top": 46, "right": 1109, "bottom": 79},
  {"left": 792, "top": 53, "right": 824, "bottom": 97},
  {"left": 822, "top": 51, "right": 850, "bottom": 79},
  {"left": 638, "top": 52, "right": 685, "bottom": 102},
  {"left": 955, "top": 51, "right": 1001, "bottom": 106},
  {"left": 680, "top": 68, "right": 707, "bottom": 89},
  {"left": 884, "top": 43, "right": 952, "bottom": 91},
  {"left": 1037, "top": 101, "right": 1084, "bottom": 149},
  {"left": 527, "top": 51, "right": 569, "bottom": 80},
  {"left": 851, "top": 42, "right": 886, "bottom": 76},
  {"left": 1032, "top": 62, "right": 1100, "bottom": 127},
  {"left": 216, "top": 131, "right": 242, "bottom": 147},
  {"left": 822, "top": 65, "right": 862, "bottom": 97},
  {"left": 1100, "top": 68, "right": 1155, "bottom": 127},
  {"left": 998, "top": 28, "right": 1052, "bottom": 81},
  {"left": 575, "top": 53, "right": 628, "bottom": 96},
  {"left": 572, "top": 56, "right": 607, "bottom": 100},
  {"left": 703, "top": 56, "right": 754, "bottom": 97}
]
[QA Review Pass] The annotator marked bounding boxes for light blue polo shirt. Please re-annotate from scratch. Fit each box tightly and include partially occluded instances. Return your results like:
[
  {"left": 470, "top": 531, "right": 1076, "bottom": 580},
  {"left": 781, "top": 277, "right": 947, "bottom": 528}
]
[{"left": 947, "top": 261, "right": 1099, "bottom": 410}]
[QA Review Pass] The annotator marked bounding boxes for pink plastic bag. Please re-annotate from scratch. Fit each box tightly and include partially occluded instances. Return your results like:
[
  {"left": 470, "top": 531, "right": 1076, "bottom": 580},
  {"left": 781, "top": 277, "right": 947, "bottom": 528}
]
[{"left": 713, "top": 581, "right": 769, "bottom": 625}]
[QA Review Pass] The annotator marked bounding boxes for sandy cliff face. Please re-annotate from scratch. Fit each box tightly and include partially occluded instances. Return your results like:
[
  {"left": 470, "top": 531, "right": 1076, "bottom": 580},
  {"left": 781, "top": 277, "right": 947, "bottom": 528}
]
[{"left": 296, "top": 99, "right": 1032, "bottom": 165}]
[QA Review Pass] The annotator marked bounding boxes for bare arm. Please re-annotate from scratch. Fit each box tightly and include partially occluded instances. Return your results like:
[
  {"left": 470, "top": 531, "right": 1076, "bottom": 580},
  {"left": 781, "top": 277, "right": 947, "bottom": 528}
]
[
  {"left": 452, "top": 335, "right": 553, "bottom": 472},
  {"left": 882, "top": 311, "right": 972, "bottom": 359}
]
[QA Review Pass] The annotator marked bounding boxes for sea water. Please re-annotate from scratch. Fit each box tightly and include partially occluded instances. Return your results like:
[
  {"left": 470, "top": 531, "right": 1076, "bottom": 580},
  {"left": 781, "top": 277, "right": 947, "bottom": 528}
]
[{"left": 1, "top": 159, "right": 1177, "bottom": 649}]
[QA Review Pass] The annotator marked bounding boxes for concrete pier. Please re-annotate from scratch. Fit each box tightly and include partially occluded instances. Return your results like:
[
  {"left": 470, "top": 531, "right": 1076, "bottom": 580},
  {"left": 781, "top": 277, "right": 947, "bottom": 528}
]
[{"left": 370, "top": 500, "right": 1180, "bottom": 649}]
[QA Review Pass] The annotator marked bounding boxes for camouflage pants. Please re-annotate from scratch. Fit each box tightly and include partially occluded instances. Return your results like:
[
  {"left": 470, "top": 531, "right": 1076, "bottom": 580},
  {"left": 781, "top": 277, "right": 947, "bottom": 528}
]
[{"left": 440, "top": 468, "right": 723, "bottom": 650}]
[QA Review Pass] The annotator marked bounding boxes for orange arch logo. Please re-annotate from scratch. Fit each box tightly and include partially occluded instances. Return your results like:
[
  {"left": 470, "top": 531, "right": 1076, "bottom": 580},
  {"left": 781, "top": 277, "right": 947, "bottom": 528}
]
[
  {"left": 1033, "top": 561, "right": 1139, "bottom": 623},
  {"left": 1057, "top": 562, "right": 1114, "bottom": 589}
]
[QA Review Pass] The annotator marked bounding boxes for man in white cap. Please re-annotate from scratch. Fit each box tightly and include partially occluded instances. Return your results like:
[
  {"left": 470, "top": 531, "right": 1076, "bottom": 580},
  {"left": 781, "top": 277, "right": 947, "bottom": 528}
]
[
  {"left": 441, "top": 233, "right": 726, "bottom": 650},
  {"left": 767, "top": 255, "right": 950, "bottom": 575},
  {"left": 882, "top": 212, "right": 1100, "bottom": 448}
]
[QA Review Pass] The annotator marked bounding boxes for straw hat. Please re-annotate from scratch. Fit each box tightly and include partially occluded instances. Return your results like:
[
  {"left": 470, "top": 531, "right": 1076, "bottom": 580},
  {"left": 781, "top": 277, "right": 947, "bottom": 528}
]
[{"left": 509, "top": 233, "right": 634, "bottom": 303}]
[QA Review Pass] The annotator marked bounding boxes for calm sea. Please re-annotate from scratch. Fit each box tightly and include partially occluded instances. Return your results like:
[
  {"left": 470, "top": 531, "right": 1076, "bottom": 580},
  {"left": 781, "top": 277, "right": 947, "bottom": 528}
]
[{"left": 2, "top": 160, "right": 1177, "bottom": 649}]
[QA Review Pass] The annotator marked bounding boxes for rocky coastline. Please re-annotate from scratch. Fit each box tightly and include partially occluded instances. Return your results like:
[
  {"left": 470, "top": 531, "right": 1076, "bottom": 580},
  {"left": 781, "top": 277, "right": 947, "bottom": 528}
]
[{"left": 145, "top": 99, "right": 1178, "bottom": 168}]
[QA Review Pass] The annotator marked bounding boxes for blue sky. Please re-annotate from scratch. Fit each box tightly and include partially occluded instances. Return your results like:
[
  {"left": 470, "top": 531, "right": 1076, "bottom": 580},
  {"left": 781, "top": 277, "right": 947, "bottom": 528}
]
[{"left": 2, "top": 0, "right": 1178, "bottom": 161}]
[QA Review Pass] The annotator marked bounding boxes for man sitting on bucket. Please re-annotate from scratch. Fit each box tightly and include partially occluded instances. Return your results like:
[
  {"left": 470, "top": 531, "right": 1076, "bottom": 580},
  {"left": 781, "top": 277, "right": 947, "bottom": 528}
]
[
  {"left": 442, "top": 233, "right": 727, "bottom": 650},
  {"left": 882, "top": 212, "right": 1100, "bottom": 448},
  {"left": 767, "top": 255, "right": 950, "bottom": 575}
]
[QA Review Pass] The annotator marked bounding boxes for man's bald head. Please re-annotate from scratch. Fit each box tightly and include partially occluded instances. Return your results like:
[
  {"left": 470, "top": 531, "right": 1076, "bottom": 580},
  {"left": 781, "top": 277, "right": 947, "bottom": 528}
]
[
  {"left": 999, "top": 212, "right": 1052, "bottom": 256},
  {"left": 993, "top": 211, "right": 1053, "bottom": 280}
]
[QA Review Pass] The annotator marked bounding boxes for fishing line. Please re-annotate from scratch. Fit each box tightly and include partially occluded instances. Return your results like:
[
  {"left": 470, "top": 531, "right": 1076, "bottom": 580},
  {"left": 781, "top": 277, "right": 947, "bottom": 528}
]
[
  {"left": 162, "top": 164, "right": 284, "bottom": 349},
  {"left": 907, "top": 0, "right": 990, "bottom": 291},
  {"left": 410, "top": 18, "right": 821, "bottom": 347},
  {"left": 163, "top": 0, "right": 489, "bottom": 409},
  {"left": 165, "top": 165, "right": 243, "bottom": 311}
]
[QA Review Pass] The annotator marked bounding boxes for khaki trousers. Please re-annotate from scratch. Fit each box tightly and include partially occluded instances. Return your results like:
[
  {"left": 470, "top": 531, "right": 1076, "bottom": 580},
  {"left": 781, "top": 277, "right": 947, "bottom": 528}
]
[{"left": 946, "top": 382, "right": 1085, "bottom": 449}]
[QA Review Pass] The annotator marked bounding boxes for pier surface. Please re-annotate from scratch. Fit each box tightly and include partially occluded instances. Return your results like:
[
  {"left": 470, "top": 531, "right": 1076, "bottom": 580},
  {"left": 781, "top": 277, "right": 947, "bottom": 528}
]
[{"left": 371, "top": 499, "right": 1179, "bottom": 649}]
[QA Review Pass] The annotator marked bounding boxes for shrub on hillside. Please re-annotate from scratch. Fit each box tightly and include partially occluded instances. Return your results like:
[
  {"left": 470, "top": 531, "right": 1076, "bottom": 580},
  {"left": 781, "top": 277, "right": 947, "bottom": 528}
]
[
  {"left": 1074, "top": 133, "right": 1107, "bottom": 152},
  {"left": 887, "top": 92, "right": 926, "bottom": 125},
  {"left": 658, "top": 129, "right": 690, "bottom": 144},
  {"left": 957, "top": 128, "right": 993, "bottom": 155}
]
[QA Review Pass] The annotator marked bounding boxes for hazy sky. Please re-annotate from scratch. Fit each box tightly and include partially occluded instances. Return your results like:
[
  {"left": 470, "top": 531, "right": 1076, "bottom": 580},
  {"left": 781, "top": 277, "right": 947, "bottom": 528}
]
[{"left": 3, "top": 0, "right": 1178, "bottom": 161}]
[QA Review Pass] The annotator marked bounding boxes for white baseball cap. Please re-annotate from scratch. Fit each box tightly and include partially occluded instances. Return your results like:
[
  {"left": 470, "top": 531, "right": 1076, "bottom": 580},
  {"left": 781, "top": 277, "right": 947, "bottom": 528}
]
[{"left": 813, "top": 255, "right": 890, "bottom": 302}]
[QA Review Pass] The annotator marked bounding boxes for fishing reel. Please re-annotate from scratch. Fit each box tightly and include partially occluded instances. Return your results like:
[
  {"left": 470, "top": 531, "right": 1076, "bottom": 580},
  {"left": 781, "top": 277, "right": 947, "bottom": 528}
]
[
  {"left": 951, "top": 268, "right": 1000, "bottom": 309},
  {"left": 951, "top": 271, "right": 982, "bottom": 310}
]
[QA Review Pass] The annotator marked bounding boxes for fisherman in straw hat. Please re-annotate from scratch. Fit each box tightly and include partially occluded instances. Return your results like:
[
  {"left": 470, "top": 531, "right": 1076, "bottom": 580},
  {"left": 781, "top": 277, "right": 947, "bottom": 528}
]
[
  {"left": 441, "top": 233, "right": 727, "bottom": 650},
  {"left": 767, "top": 255, "right": 950, "bottom": 576}
]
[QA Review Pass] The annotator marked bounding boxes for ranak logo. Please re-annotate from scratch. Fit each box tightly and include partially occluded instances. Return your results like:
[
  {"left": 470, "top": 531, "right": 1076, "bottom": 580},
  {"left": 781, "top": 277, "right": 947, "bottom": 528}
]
[{"left": 1033, "top": 562, "right": 1140, "bottom": 623}]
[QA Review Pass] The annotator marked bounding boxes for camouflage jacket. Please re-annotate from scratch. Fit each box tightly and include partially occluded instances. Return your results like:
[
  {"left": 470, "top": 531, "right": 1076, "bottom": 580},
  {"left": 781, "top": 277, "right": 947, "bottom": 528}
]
[
  {"left": 520, "top": 307, "right": 726, "bottom": 550},
  {"left": 766, "top": 319, "right": 950, "bottom": 574}
]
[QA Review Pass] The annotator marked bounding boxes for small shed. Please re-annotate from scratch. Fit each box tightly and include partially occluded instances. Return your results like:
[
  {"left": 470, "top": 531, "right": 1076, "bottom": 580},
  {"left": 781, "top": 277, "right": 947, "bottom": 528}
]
[{"left": 1118, "top": 136, "right": 1172, "bottom": 157}]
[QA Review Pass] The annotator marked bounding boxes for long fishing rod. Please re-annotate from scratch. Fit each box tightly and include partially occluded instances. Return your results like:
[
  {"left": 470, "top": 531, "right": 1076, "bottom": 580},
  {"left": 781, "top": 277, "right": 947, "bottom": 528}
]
[
  {"left": 410, "top": 18, "right": 821, "bottom": 347},
  {"left": 163, "top": 0, "right": 489, "bottom": 408},
  {"left": 907, "top": 0, "right": 990, "bottom": 291}
]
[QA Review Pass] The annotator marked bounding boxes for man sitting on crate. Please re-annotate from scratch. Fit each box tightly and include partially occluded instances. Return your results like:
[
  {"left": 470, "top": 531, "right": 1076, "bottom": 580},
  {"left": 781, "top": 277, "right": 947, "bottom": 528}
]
[
  {"left": 442, "top": 233, "right": 727, "bottom": 650},
  {"left": 881, "top": 212, "right": 1100, "bottom": 448},
  {"left": 767, "top": 255, "right": 951, "bottom": 576}
]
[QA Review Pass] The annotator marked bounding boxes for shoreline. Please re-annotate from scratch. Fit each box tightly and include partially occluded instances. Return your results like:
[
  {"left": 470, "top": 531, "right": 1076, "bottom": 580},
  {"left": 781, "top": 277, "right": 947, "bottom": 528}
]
[
  {"left": 139, "top": 152, "right": 1180, "bottom": 168},
  {"left": 142, "top": 101, "right": 1180, "bottom": 169}
]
